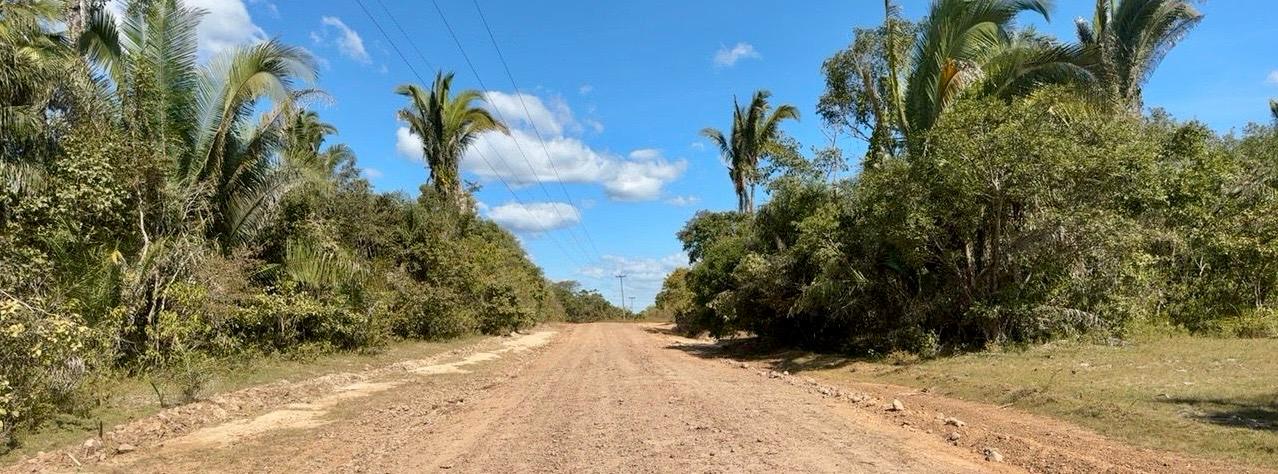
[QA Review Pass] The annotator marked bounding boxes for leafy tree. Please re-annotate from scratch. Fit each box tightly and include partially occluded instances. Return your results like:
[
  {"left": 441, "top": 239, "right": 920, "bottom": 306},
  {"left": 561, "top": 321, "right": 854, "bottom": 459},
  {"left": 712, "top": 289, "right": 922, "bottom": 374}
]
[
  {"left": 397, "top": 72, "right": 508, "bottom": 211},
  {"left": 700, "top": 90, "right": 799, "bottom": 213}
]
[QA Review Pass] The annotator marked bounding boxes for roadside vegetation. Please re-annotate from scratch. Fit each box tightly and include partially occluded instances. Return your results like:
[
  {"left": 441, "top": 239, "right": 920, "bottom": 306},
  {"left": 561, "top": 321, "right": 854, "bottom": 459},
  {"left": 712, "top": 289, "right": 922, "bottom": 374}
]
[
  {"left": 0, "top": 0, "right": 621, "bottom": 451},
  {"left": 656, "top": 0, "right": 1278, "bottom": 353},
  {"left": 643, "top": 0, "right": 1278, "bottom": 464}
]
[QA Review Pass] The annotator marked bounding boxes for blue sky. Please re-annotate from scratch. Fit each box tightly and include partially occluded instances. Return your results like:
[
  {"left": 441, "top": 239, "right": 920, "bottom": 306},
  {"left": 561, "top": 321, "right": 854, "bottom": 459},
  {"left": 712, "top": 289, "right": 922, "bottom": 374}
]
[{"left": 178, "top": 0, "right": 1278, "bottom": 309}]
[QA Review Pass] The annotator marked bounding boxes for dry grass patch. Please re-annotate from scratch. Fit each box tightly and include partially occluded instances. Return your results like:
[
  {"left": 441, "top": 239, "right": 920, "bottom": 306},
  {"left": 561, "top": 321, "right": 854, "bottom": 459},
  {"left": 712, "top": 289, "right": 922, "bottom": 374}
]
[{"left": 812, "top": 336, "right": 1278, "bottom": 468}]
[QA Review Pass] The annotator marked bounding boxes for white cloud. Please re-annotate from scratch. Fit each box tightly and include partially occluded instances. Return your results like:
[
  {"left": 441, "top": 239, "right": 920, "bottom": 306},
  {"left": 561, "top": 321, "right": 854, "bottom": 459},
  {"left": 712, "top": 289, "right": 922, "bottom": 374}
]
[
  {"left": 604, "top": 159, "right": 687, "bottom": 202},
  {"left": 578, "top": 84, "right": 594, "bottom": 95},
  {"left": 483, "top": 91, "right": 576, "bottom": 136},
  {"left": 187, "top": 0, "right": 266, "bottom": 54},
  {"left": 107, "top": 0, "right": 265, "bottom": 56},
  {"left": 665, "top": 195, "right": 700, "bottom": 207},
  {"left": 1267, "top": 70, "right": 1278, "bottom": 85},
  {"left": 362, "top": 167, "right": 383, "bottom": 179},
  {"left": 395, "top": 126, "right": 424, "bottom": 161},
  {"left": 464, "top": 131, "right": 686, "bottom": 201},
  {"left": 690, "top": 141, "right": 705, "bottom": 151},
  {"left": 714, "top": 42, "right": 760, "bottom": 68},
  {"left": 397, "top": 92, "right": 686, "bottom": 202},
  {"left": 319, "top": 16, "right": 370, "bottom": 64},
  {"left": 628, "top": 148, "right": 662, "bottom": 161},
  {"left": 487, "top": 202, "right": 581, "bottom": 233}
]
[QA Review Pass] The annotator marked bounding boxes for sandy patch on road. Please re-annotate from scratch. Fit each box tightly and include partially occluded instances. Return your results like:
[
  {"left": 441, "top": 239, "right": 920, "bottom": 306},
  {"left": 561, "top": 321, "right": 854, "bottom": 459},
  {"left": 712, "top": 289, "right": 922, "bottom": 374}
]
[{"left": 126, "top": 332, "right": 558, "bottom": 452}]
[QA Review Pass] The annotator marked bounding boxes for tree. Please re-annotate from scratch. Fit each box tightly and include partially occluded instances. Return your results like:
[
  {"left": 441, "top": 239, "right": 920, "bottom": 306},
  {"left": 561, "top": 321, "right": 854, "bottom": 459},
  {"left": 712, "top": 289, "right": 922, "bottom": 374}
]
[
  {"left": 700, "top": 90, "right": 799, "bottom": 213},
  {"left": 820, "top": 0, "right": 1088, "bottom": 159},
  {"left": 1074, "top": 0, "right": 1203, "bottom": 112},
  {"left": 904, "top": 0, "right": 1087, "bottom": 136},
  {"left": 397, "top": 72, "right": 507, "bottom": 211}
]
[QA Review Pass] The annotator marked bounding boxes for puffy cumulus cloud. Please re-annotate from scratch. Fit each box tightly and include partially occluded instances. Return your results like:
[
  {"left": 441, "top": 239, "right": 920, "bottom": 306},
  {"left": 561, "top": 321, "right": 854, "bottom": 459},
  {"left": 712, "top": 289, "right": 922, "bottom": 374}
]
[
  {"left": 463, "top": 132, "right": 686, "bottom": 202},
  {"left": 319, "top": 16, "right": 370, "bottom": 63},
  {"left": 108, "top": 0, "right": 265, "bottom": 56},
  {"left": 713, "top": 42, "right": 760, "bottom": 67},
  {"left": 603, "top": 159, "right": 687, "bottom": 202},
  {"left": 398, "top": 91, "right": 685, "bottom": 201},
  {"left": 487, "top": 202, "right": 581, "bottom": 233},
  {"left": 482, "top": 92, "right": 577, "bottom": 136},
  {"left": 465, "top": 129, "right": 609, "bottom": 183},
  {"left": 1268, "top": 70, "right": 1278, "bottom": 85},
  {"left": 395, "top": 126, "right": 424, "bottom": 161}
]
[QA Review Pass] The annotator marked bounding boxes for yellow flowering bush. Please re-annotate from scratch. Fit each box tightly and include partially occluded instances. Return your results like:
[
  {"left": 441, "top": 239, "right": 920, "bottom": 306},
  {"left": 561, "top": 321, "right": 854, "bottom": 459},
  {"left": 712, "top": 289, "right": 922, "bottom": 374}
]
[{"left": 0, "top": 298, "right": 93, "bottom": 445}]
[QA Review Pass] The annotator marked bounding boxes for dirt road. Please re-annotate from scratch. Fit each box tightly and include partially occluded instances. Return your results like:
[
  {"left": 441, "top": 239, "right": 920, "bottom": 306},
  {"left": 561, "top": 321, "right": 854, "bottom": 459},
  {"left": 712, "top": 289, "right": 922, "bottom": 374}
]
[{"left": 15, "top": 323, "right": 1015, "bottom": 473}]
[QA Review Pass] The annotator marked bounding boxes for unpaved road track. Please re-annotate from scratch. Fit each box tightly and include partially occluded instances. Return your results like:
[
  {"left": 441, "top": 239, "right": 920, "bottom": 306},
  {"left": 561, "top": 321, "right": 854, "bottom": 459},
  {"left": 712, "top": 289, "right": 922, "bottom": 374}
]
[{"left": 12, "top": 322, "right": 1016, "bottom": 473}]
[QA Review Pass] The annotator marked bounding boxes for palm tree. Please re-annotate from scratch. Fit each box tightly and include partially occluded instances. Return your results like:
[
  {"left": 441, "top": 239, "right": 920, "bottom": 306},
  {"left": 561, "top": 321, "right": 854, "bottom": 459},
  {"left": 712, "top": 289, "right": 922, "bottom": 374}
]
[
  {"left": 701, "top": 90, "right": 799, "bottom": 213},
  {"left": 903, "top": 0, "right": 1087, "bottom": 135},
  {"left": 397, "top": 71, "right": 507, "bottom": 210},
  {"left": 1271, "top": 99, "right": 1278, "bottom": 121},
  {"left": 838, "top": 0, "right": 1088, "bottom": 157},
  {"left": 281, "top": 108, "right": 355, "bottom": 197},
  {"left": 83, "top": 0, "right": 317, "bottom": 249},
  {"left": 1074, "top": 0, "right": 1203, "bottom": 112}
]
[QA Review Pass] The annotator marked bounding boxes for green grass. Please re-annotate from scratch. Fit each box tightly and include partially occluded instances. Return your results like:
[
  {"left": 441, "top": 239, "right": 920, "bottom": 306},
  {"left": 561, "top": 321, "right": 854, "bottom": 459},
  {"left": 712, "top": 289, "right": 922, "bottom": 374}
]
[
  {"left": 0, "top": 335, "right": 482, "bottom": 464},
  {"left": 819, "top": 336, "right": 1278, "bottom": 468}
]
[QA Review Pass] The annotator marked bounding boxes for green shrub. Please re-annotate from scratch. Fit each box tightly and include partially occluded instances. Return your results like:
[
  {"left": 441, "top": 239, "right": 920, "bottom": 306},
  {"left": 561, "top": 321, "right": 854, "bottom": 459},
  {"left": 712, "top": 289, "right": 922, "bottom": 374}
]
[
  {"left": 0, "top": 298, "right": 95, "bottom": 446},
  {"left": 1213, "top": 309, "right": 1278, "bottom": 339}
]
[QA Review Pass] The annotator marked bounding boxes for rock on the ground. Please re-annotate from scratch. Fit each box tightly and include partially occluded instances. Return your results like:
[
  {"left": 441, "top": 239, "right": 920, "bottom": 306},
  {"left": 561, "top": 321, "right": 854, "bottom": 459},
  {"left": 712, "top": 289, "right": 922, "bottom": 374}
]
[
  {"left": 944, "top": 417, "right": 966, "bottom": 427},
  {"left": 82, "top": 438, "right": 102, "bottom": 454},
  {"left": 983, "top": 447, "right": 1003, "bottom": 463},
  {"left": 888, "top": 399, "right": 905, "bottom": 411},
  {"left": 115, "top": 443, "right": 138, "bottom": 454},
  {"left": 946, "top": 432, "right": 962, "bottom": 442}
]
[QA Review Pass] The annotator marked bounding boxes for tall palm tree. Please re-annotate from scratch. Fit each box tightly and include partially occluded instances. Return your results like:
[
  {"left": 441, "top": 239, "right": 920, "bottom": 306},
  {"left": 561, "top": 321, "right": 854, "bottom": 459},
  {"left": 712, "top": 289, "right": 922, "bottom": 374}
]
[
  {"left": 903, "top": 0, "right": 1086, "bottom": 135},
  {"left": 1271, "top": 99, "right": 1278, "bottom": 122},
  {"left": 281, "top": 108, "right": 355, "bottom": 197},
  {"left": 84, "top": 0, "right": 317, "bottom": 249},
  {"left": 1074, "top": 0, "right": 1203, "bottom": 112},
  {"left": 397, "top": 71, "right": 507, "bottom": 210},
  {"left": 701, "top": 90, "right": 799, "bottom": 213}
]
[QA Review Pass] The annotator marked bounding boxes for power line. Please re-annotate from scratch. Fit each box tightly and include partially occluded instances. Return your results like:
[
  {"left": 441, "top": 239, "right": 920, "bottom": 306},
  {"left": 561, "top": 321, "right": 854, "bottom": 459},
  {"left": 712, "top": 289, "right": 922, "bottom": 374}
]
[
  {"left": 429, "top": 0, "right": 601, "bottom": 263},
  {"left": 372, "top": 0, "right": 435, "bottom": 71},
  {"left": 352, "top": 0, "right": 424, "bottom": 83},
  {"left": 470, "top": 0, "right": 605, "bottom": 259},
  {"left": 352, "top": 0, "right": 587, "bottom": 268}
]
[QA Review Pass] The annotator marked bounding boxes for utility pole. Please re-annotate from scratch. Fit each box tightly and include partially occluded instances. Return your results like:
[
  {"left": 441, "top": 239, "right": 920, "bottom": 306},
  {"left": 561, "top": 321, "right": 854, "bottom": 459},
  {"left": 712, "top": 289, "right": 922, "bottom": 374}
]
[
  {"left": 628, "top": 297, "right": 636, "bottom": 313},
  {"left": 615, "top": 274, "right": 627, "bottom": 311}
]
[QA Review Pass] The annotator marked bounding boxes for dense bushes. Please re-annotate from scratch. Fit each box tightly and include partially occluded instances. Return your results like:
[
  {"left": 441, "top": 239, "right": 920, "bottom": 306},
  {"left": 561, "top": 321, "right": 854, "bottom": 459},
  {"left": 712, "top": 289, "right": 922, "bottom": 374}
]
[
  {"left": 0, "top": 0, "right": 598, "bottom": 449},
  {"left": 669, "top": 90, "right": 1278, "bottom": 354}
]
